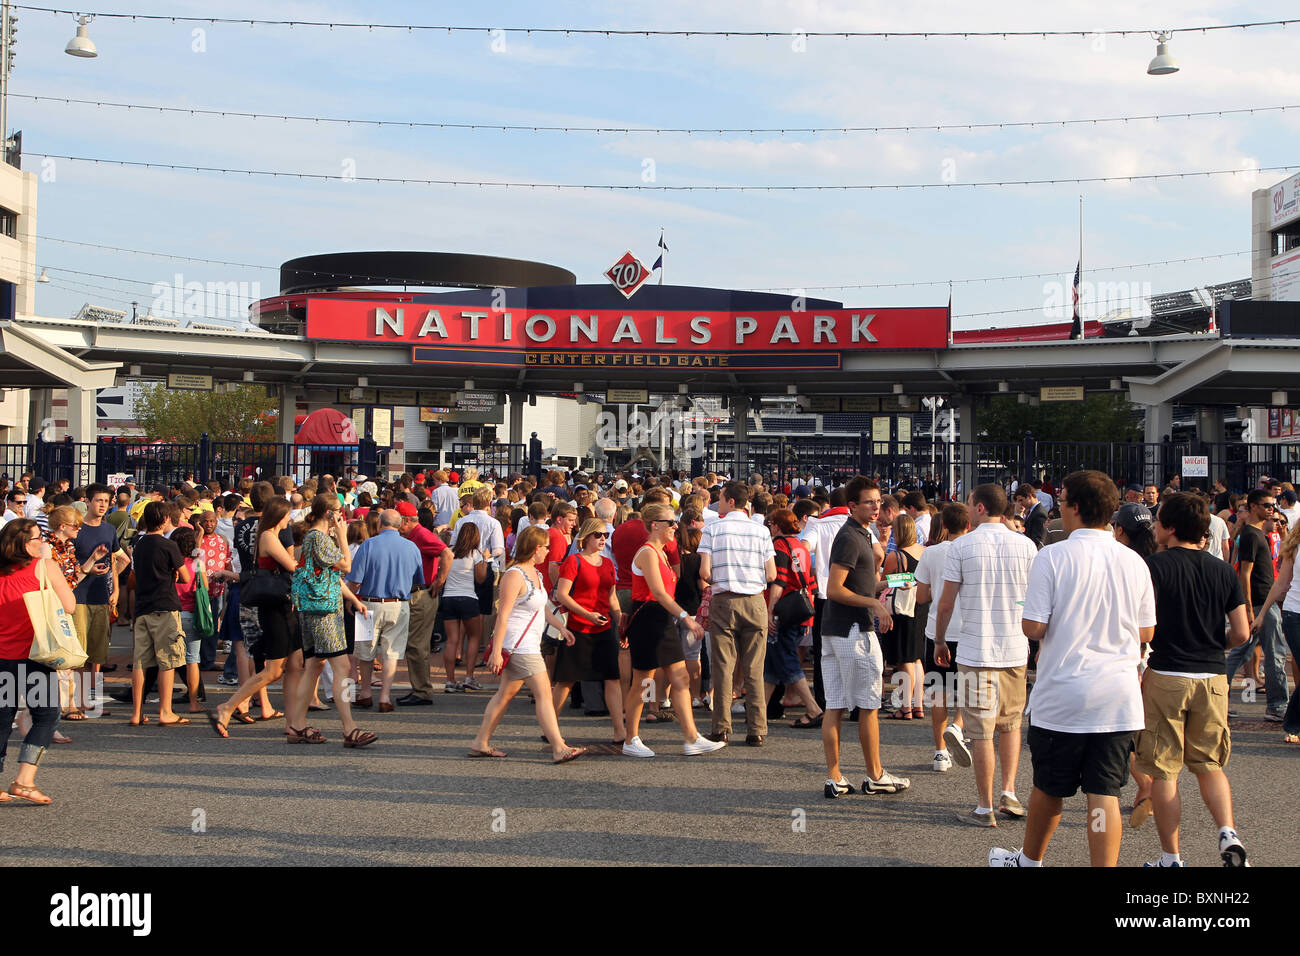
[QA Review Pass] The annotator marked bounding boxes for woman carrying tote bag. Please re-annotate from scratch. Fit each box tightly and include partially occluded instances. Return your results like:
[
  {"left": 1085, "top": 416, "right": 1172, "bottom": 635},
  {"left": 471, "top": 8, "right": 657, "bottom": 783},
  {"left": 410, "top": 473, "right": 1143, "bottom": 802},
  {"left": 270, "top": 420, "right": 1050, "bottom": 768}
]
[{"left": 0, "top": 519, "right": 77, "bottom": 805}]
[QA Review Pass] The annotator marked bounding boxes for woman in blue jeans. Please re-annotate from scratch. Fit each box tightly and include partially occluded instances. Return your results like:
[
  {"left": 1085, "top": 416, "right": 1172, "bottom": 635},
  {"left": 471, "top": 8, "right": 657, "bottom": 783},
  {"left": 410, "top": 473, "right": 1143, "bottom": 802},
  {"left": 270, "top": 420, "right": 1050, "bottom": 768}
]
[
  {"left": 764, "top": 509, "right": 824, "bottom": 727},
  {"left": 0, "top": 519, "right": 77, "bottom": 805},
  {"left": 1251, "top": 523, "right": 1300, "bottom": 742}
]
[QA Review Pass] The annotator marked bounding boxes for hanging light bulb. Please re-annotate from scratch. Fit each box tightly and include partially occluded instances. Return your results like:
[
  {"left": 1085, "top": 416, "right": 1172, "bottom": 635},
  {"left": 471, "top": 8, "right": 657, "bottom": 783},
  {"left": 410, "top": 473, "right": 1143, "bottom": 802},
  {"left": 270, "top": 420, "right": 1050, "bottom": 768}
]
[{"left": 1147, "top": 31, "right": 1179, "bottom": 76}]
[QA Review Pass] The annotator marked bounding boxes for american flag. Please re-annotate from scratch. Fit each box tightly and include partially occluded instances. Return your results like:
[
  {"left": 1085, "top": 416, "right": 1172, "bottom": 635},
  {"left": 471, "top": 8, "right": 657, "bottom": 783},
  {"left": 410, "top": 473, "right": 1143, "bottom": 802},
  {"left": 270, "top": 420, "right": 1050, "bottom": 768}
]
[{"left": 1069, "top": 260, "right": 1083, "bottom": 340}]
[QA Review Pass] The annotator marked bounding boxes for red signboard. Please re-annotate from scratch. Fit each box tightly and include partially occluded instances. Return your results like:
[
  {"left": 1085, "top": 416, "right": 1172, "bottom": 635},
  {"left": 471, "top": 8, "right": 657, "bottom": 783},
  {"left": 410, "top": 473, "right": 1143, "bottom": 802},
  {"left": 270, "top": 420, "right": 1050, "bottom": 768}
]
[
  {"left": 306, "top": 298, "right": 949, "bottom": 352},
  {"left": 605, "top": 251, "right": 652, "bottom": 299}
]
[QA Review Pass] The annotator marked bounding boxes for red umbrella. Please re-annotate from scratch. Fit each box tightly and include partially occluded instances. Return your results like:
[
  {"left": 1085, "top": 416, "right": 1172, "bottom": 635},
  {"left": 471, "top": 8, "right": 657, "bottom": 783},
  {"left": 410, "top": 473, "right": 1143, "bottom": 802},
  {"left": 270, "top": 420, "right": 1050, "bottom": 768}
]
[{"left": 295, "top": 408, "right": 358, "bottom": 445}]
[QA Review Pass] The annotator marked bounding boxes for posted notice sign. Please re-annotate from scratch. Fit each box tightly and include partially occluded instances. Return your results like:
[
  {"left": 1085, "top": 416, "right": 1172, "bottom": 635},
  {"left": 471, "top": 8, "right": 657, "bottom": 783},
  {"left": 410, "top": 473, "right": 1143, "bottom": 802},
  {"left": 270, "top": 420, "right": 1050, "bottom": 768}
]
[{"left": 1182, "top": 455, "right": 1209, "bottom": 478}]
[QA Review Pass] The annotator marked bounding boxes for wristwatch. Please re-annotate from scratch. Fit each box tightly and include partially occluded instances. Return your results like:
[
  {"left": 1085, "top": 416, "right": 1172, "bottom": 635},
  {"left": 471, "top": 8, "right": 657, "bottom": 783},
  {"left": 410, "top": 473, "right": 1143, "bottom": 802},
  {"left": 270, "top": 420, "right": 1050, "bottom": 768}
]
[{"left": 678, "top": 610, "right": 689, "bottom": 621}]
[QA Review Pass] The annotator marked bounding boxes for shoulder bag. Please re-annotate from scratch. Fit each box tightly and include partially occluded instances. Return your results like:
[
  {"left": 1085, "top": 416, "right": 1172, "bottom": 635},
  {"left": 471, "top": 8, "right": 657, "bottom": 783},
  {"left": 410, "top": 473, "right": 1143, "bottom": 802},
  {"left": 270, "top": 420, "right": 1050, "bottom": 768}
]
[
  {"left": 292, "top": 530, "right": 342, "bottom": 614},
  {"left": 26, "top": 560, "right": 88, "bottom": 670},
  {"left": 772, "top": 538, "right": 815, "bottom": 624},
  {"left": 193, "top": 565, "right": 216, "bottom": 637}
]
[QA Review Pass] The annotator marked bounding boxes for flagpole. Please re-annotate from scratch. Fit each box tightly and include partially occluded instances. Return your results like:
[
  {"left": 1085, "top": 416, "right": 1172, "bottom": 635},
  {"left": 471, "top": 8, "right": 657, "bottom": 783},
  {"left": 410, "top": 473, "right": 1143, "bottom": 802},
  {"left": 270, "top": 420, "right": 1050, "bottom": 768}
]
[
  {"left": 658, "top": 227, "right": 664, "bottom": 285},
  {"left": 1078, "top": 195, "right": 1083, "bottom": 335}
]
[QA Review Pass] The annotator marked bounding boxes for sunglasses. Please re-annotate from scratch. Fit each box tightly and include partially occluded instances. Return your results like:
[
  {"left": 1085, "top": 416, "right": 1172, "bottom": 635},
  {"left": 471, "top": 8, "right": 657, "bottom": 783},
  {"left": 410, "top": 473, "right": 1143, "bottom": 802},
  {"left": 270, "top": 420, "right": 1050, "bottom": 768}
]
[{"left": 589, "top": 532, "right": 608, "bottom": 539}]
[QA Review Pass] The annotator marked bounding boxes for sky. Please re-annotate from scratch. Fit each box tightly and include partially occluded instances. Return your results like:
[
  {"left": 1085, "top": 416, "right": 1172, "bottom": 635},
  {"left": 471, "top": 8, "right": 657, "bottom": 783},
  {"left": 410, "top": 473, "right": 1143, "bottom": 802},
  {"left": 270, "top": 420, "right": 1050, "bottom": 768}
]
[{"left": 10, "top": 0, "right": 1300, "bottom": 331}]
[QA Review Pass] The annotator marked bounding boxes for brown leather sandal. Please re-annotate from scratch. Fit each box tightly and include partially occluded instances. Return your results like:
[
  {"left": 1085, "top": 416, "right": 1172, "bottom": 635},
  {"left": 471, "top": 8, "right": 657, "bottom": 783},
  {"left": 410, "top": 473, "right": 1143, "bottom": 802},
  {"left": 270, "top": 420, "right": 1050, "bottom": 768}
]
[
  {"left": 343, "top": 728, "right": 377, "bottom": 748},
  {"left": 8, "top": 782, "right": 52, "bottom": 805}
]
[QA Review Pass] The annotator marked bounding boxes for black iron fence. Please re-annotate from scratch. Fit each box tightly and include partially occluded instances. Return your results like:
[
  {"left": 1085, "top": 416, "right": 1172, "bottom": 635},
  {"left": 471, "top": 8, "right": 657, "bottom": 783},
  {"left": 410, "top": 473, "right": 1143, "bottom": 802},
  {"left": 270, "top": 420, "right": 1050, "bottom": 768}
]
[
  {"left": 703, "top": 434, "right": 1298, "bottom": 497},
  {"left": 2, "top": 436, "right": 380, "bottom": 489},
  {"left": 449, "top": 442, "right": 526, "bottom": 478}
]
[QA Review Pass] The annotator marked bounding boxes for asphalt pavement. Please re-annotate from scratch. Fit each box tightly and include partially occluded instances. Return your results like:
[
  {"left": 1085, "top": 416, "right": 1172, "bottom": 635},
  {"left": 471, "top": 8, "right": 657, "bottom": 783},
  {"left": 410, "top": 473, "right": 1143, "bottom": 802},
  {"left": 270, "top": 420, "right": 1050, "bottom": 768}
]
[{"left": 4, "top": 635, "right": 1297, "bottom": 867}]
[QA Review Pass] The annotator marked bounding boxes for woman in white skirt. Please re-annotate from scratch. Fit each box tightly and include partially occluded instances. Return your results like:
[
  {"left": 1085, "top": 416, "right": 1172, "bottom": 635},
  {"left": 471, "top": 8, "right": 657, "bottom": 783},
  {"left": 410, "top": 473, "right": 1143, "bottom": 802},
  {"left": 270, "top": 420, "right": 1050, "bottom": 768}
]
[{"left": 469, "top": 525, "right": 586, "bottom": 764}]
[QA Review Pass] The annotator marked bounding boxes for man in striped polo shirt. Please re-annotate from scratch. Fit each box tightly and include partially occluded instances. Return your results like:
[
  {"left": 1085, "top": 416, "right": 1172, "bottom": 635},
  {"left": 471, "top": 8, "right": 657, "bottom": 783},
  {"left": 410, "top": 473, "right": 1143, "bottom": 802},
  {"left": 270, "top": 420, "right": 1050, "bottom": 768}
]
[
  {"left": 699, "top": 481, "right": 777, "bottom": 745},
  {"left": 934, "top": 483, "right": 1038, "bottom": 827}
]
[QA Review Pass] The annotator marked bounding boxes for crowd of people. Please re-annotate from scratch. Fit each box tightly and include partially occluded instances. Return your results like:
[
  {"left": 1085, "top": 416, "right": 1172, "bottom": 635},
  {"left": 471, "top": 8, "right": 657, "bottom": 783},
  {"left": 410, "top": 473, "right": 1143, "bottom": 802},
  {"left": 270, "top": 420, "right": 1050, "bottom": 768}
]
[{"left": 0, "top": 462, "right": 1296, "bottom": 868}]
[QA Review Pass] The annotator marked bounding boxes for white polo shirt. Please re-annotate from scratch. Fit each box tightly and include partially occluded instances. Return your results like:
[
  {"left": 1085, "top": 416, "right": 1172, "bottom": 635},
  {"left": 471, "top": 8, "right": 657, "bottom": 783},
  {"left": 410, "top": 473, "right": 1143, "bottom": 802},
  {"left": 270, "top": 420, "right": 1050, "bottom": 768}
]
[
  {"left": 800, "top": 506, "right": 850, "bottom": 595},
  {"left": 941, "top": 521, "right": 1038, "bottom": 668},
  {"left": 1022, "top": 528, "right": 1156, "bottom": 733},
  {"left": 914, "top": 538, "right": 961, "bottom": 642}
]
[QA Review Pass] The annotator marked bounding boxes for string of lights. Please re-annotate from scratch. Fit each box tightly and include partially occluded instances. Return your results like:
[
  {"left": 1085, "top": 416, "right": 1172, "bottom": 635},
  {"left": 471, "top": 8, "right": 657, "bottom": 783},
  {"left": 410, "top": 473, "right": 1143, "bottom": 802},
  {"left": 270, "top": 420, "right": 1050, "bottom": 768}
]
[
  {"left": 14, "top": 6, "right": 1299, "bottom": 38},
  {"left": 33, "top": 236, "right": 1252, "bottom": 298},
  {"left": 28, "top": 152, "right": 1296, "bottom": 192},
  {"left": 12, "top": 92, "right": 1295, "bottom": 137},
  {"left": 765, "top": 251, "right": 1251, "bottom": 292}
]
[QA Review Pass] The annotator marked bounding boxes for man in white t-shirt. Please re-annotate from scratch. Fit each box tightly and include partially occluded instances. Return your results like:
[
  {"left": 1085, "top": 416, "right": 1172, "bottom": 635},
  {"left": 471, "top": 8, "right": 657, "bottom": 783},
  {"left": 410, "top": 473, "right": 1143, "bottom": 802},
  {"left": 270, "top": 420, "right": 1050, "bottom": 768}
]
[
  {"left": 989, "top": 470, "right": 1155, "bottom": 868},
  {"left": 1277, "top": 490, "right": 1299, "bottom": 531},
  {"left": 934, "top": 483, "right": 1039, "bottom": 828},
  {"left": 1204, "top": 509, "right": 1231, "bottom": 561},
  {"left": 800, "top": 487, "right": 853, "bottom": 711}
]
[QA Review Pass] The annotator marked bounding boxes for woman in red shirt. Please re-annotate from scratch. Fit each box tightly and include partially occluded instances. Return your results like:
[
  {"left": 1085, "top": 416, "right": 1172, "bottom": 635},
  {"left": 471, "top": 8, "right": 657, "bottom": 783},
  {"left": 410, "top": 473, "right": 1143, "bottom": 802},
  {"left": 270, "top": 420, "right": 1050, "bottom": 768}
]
[
  {"left": 765, "top": 508, "right": 824, "bottom": 727},
  {"left": 552, "top": 519, "right": 624, "bottom": 743},
  {"left": 0, "top": 519, "right": 77, "bottom": 804}
]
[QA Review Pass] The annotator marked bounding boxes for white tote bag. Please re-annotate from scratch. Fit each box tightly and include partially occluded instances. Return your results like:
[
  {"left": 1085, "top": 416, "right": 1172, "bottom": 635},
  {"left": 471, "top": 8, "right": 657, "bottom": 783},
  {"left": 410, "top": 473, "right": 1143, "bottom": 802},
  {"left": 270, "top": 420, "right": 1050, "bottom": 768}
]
[{"left": 24, "top": 559, "right": 87, "bottom": 670}]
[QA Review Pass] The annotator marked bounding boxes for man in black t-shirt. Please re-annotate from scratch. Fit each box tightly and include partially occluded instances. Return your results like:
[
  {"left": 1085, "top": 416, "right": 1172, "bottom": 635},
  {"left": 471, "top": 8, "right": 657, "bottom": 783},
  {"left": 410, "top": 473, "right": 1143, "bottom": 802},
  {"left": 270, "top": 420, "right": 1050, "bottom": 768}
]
[
  {"left": 130, "top": 501, "right": 193, "bottom": 728},
  {"left": 1137, "top": 493, "right": 1251, "bottom": 868},
  {"left": 1224, "top": 490, "right": 1288, "bottom": 720},
  {"left": 819, "top": 476, "right": 910, "bottom": 798}
]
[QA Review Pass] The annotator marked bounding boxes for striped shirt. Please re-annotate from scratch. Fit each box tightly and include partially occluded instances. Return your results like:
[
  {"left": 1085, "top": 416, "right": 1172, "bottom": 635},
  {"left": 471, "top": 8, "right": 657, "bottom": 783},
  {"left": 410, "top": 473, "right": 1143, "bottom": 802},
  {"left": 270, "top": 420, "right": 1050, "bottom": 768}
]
[
  {"left": 941, "top": 521, "right": 1038, "bottom": 668},
  {"left": 698, "top": 510, "right": 775, "bottom": 596}
]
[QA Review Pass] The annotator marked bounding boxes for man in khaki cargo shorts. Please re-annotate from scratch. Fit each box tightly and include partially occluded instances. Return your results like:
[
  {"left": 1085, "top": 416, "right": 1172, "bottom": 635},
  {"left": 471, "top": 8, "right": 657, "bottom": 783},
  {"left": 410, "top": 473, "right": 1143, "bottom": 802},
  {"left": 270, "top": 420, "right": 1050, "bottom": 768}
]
[
  {"left": 129, "top": 501, "right": 192, "bottom": 727},
  {"left": 1137, "top": 493, "right": 1251, "bottom": 868}
]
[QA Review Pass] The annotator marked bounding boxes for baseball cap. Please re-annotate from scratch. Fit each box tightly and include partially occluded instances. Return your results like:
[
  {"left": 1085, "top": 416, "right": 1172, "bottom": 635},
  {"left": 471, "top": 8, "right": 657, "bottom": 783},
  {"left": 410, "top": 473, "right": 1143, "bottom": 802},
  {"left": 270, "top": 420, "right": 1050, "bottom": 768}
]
[
  {"left": 1111, "top": 502, "right": 1153, "bottom": 532},
  {"left": 414, "top": 472, "right": 426, "bottom": 483},
  {"left": 395, "top": 501, "right": 419, "bottom": 518},
  {"left": 448, "top": 471, "right": 460, "bottom": 484},
  {"left": 573, "top": 484, "right": 588, "bottom": 491},
  {"left": 613, "top": 479, "right": 629, "bottom": 490},
  {"left": 793, "top": 484, "right": 812, "bottom": 498},
  {"left": 1280, "top": 490, "right": 1297, "bottom": 506},
  {"left": 354, "top": 474, "right": 368, "bottom": 482},
  {"left": 1125, "top": 483, "right": 1143, "bottom": 494}
]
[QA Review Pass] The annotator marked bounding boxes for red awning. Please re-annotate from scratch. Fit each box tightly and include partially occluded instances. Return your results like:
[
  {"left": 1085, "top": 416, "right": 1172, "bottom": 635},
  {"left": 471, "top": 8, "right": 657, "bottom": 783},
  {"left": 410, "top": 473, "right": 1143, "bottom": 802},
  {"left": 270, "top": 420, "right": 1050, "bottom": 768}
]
[{"left": 295, "top": 407, "right": 358, "bottom": 445}]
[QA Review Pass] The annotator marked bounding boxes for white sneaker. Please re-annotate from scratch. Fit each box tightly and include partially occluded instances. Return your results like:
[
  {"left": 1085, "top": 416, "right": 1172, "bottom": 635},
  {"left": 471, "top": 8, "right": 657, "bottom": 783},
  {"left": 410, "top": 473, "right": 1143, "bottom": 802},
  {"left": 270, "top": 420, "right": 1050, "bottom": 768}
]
[
  {"left": 932, "top": 750, "right": 953, "bottom": 772},
  {"left": 1219, "top": 829, "right": 1249, "bottom": 867},
  {"left": 989, "top": 847, "right": 1024, "bottom": 867},
  {"left": 683, "top": 735, "right": 726, "bottom": 756},
  {"left": 660, "top": 698, "right": 673, "bottom": 710},
  {"left": 622, "top": 736, "right": 656, "bottom": 758},
  {"left": 943, "top": 723, "right": 972, "bottom": 768},
  {"left": 862, "top": 770, "right": 911, "bottom": 794}
]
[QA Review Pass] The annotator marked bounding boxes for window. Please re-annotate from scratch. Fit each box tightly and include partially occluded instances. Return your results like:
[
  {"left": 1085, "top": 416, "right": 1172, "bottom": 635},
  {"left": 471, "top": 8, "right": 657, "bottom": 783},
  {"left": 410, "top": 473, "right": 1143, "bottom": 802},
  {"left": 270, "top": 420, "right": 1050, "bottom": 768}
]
[{"left": 0, "top": 207, "right": 15, "bottom": 239}]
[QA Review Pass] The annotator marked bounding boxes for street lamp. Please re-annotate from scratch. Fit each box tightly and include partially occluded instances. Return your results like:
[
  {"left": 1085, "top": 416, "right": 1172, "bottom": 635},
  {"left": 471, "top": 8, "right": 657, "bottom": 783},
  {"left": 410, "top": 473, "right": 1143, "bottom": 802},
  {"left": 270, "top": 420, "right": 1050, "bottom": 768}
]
[{"left": 65, "top": 14, "right": 97, "bottom": 58}]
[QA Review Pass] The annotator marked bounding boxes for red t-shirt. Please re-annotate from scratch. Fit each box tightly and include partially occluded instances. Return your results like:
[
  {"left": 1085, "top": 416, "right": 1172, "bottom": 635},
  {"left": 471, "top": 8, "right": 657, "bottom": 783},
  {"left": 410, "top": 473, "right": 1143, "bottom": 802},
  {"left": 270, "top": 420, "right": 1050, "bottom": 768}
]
[
  {"left": 0, "top": 562, "right": 39, "bottom": 659},
  {"left": 406, "top": 523, "right": 448, "bottom": 586},
  {"left": 558, "top": 552, "right": 615, "bottom": 632},
  {"left": 632, "top": 546, "right": 677, "bottom": 603},
  {"left": 611, "top": 521, "right": 680, "bottom": 588},
  {"left": 546, "top": 527, "right": 573, "bottom": 567}
]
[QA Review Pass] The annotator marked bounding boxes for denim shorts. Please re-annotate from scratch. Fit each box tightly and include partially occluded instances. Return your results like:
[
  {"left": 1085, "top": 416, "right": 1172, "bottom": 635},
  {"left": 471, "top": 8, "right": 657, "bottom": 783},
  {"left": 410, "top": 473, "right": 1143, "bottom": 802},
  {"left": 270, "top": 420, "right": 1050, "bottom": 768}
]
[
  {"left": 442, "top": 596, "right": 482, "bottom": 621},
  {"left": 180, "top": 611, "right": 202, "bottom": 665},
  {"left": 764, "top": 624, "right": 807, "bottom": 684}
]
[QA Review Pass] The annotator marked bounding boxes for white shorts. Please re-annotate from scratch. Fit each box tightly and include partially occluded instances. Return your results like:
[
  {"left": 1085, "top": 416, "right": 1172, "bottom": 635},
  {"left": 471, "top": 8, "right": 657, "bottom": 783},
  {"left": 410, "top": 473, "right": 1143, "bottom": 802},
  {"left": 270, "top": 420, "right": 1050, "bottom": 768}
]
[{"left": 821, "top": 624, "right": 883, "bottom": 712}]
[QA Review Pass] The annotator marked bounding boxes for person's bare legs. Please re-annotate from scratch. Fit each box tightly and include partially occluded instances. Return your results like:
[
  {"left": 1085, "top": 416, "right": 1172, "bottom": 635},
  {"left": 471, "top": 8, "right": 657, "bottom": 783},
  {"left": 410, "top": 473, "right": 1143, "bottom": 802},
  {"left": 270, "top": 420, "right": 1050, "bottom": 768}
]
[
  {"left": 470, "top": 679, "right": 523, "bottom": 752},
  {"left": 666, "top": 663, "right": 701, "bottom": 742},
  {"left": 552, "top": 681, "right": 573, "bottom": 713},
  {"left": 604, "top": 679, "right": 626, "bottom": 741},
  {"left": 330, "top": 656, "right": 357, "bottom": 735},
  {"left": 1150, "top": 777, "right": 1182, "bottom": 855},
  {"left": 790, "top": 676, "right": 823, "bottom": 720},
  {"left": 282, "top": 649, "right": 306, "bottom": 732},
  {"left": 214, "top": 658, "right": 285, "bottom": 727},
  {"left": 998, "top": 727, "right": 1022, "bottom": 796},
  {"left": 185, "top": 661, "right": 202, "bottom": 712},
  {"left": 1021, "top": 787, "right": 1063, "bottom": 862},
  {"left": 156, "top": 667, "right": 180, "bottom": 722},
  {"left": 463, "top": 617, "right": 482, "bottom": 684},
  {"left": 971, "top": 738, "right": 996, "bottom": 808},
  {"left": 823, "top": 709, "right": 846, "bottom": 780},
  {"left": 442, "top": 618, "right": 463, "bottom": 686},
  {"left": 1194, "top": 769, "right": 1236, "bottom": 830},
  {"left": 624, "top": 668, "right": 653, "bottom": 741},
  {"left": 130, "top": 665, "right": 147, "bottom": 724},
  {"left": 1087, "top": 793, "right": 1122, "bottom": 867},
  {"left": 528, "top": 671, "right": 578, "bottom": 758},
  {"left": 858, "top": 708, "right": 885, "bottom": 781},
  {"left": 358, "top": 658, "right": 375, "bottom": 699}
]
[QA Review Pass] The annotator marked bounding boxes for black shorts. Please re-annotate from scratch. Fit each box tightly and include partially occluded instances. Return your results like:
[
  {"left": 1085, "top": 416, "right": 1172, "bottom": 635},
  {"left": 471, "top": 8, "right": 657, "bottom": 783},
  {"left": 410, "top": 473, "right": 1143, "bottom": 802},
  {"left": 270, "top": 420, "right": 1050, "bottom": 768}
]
[
  {"left": 442, "top": 596, "right": 481, "bottom": 621},
  {"left": 554, "top": 626, "right": 619, "bottom": 683},
  {"left": 627, "top": 602, "right": 685, "bottom": 672},
  {"left": 257, "top": 603, "right": 303, "bottom": 662},
  {"left": 476, "top": 572, "right": 497, "bottom": 616},
  {"left": 1027, "top": 724, "right": 1135, "bottom": 799},
  {"left": 923, "top": 638, "right": 958, "bottom": 678}
]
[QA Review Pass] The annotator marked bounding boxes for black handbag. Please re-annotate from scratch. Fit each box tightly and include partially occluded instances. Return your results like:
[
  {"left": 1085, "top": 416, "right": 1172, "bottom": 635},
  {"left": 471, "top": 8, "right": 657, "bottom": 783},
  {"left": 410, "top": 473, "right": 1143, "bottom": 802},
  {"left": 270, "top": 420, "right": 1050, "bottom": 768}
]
[
  {"left": 772, "top": 539, "right": 815, "bottom": 623},
  {"left": 240, "top": 566, "right": 291, "bottom": 608}
]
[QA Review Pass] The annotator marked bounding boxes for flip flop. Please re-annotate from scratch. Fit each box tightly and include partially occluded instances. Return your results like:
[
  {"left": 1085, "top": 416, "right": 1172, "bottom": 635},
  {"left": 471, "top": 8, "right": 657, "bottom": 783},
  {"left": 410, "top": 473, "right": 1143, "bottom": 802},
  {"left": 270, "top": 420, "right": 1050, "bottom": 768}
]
[
  {"left": 158, "top": 717, "right": 191, "bottom": 727},
  {"left": 553, "top": 746, "right": 587, "bottom": 764},
  {"left": 206, "top": 712, "right": 229, "bottom": 738},
  {"left": 1128, "top": 796, "right": 1152, "bottom": 829},
  {"left": 256, "top": 711, "right": 285, "bottom": 721},
  {"left": 63, "top": 710, "right": 87, "bottom": 721},
  {"left": 308, "top": 703, "right": 330, "bottom": 712},
  {"left": 791, "top": 714, "right": 823, "bottom": 728},
  {"left": 467, "top": 747, "right": 507, "bottom": 758},
  {"left": 231, "top": 711, "right": 257, "bottom": 725}
]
